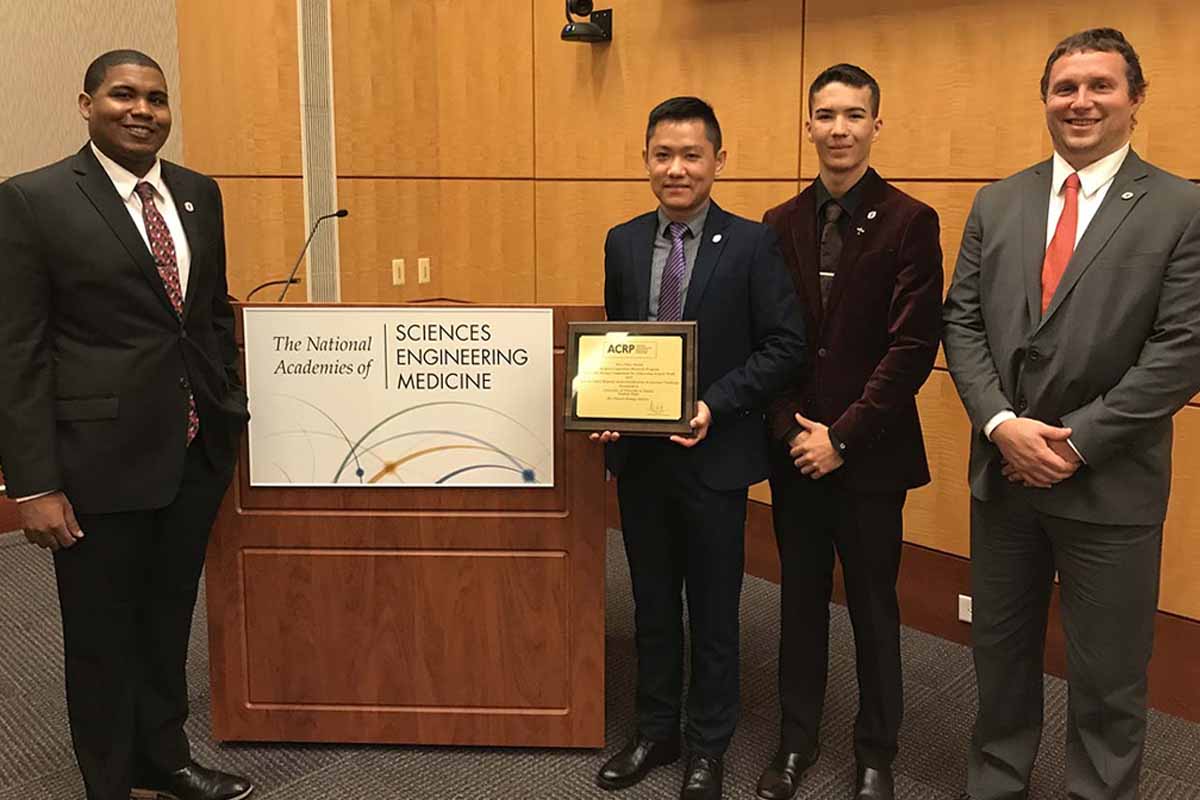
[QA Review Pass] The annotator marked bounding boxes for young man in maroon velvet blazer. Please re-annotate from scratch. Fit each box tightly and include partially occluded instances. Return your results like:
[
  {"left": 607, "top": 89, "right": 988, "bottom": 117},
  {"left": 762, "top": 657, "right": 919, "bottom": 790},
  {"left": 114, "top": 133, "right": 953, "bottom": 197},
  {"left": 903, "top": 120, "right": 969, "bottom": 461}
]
[{"left": 755, "top": 64, "right": 943, "bottom": 800}]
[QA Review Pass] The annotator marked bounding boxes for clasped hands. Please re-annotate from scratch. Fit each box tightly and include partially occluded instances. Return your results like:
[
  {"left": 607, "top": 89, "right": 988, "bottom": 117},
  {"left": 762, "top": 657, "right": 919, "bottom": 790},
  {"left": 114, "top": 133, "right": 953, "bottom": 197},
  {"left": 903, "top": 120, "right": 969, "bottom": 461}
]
[
  {"left": 789, "top": 413, "right": 843, "bottom": 480},
  {"left": 19, "top": 491, "right": 85, "bottom": 551},
  {"left": 589, "top": 400, "right": 712, "bottom": 448},
  {"left": 991, "top": 417, "right": 1081, "bottom": 488}
]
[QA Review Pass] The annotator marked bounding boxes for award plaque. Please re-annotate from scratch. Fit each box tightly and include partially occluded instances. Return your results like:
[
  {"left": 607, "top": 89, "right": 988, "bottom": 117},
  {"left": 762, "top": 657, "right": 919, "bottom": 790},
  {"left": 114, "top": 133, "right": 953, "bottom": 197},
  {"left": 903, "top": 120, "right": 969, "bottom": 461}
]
[{"left": 564, "top": 321, "right": 697, "bottom": 435}]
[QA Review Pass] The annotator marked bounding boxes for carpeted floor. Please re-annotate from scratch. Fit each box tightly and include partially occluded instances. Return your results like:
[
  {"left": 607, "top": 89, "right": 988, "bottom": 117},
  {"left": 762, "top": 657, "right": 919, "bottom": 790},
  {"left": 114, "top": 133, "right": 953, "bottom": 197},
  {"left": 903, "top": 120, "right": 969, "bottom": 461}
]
[{"left": 1, "top": 528, "right": 1197, "bottom": 800}]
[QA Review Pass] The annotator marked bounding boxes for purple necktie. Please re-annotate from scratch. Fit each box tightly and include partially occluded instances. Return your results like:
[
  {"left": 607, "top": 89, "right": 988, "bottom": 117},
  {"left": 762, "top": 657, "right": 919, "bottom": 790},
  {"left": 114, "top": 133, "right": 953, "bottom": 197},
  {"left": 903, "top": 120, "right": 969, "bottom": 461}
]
[
  {"left": 658, "top": 221, "right": 689, "bottom": 321},
  {"left": 135, "top": 182, "right": 199, "bottom": 445}
]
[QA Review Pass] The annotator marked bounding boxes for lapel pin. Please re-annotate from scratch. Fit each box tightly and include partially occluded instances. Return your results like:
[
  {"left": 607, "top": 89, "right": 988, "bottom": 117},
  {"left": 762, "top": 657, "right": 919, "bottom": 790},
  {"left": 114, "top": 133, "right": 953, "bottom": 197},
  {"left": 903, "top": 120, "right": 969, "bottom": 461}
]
[
  {"left": 856, "top": 226, "right": 865, "bottom": 236},
  {"left": 866, "top": 210, "right": 877, "bottom": 220},
  {"left": 712, "top": 234, "right": 722, "bottom": 243},
  {"left": 1120, "top": 191, "right": 1134, "bottom": 200},
  {"left": 183, "top": 201, "right": 195, "bottom": 212}
]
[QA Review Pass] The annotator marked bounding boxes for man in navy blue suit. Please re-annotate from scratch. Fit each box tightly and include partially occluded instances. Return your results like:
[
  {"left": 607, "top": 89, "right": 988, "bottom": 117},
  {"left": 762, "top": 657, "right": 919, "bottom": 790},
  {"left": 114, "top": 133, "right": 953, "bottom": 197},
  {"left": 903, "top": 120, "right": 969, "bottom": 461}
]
[{"left": 591, "top": 97, "right": 806, "bottom": 800}]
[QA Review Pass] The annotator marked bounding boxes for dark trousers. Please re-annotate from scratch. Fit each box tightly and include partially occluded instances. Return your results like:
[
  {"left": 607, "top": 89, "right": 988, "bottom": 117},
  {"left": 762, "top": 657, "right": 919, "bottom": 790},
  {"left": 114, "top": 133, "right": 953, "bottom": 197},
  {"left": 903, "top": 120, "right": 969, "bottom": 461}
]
[
  {"left": 768, "top": 453, "right": 905, "bottom": 767},
  {"left": 617, "top": 441, "right": 748, "bottom": 755},
  {"left": 53, "top": 442, "right": 233, "bottom": 800},
  {"left": 968, "top": 483, "right": 1161, "bottom": 800}
]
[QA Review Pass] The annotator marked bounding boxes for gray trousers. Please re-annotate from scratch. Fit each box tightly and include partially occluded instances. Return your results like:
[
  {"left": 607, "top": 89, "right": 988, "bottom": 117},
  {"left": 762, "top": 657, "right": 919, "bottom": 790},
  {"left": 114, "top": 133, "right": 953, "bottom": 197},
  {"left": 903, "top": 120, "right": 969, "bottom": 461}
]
[{"left": 967, "top": 484, "right": 1162, "bottom": 800}]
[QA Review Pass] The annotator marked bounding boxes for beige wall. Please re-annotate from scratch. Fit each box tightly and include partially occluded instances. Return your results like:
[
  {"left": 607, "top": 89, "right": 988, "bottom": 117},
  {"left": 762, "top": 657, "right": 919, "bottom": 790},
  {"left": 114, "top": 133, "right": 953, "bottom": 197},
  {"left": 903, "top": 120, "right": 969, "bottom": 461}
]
[
  {"left": 176, "top": 0, "right": 1200, "bottom": 620},
  {"left": 0, "top": 1, "right": 182, "bottom": 179}
]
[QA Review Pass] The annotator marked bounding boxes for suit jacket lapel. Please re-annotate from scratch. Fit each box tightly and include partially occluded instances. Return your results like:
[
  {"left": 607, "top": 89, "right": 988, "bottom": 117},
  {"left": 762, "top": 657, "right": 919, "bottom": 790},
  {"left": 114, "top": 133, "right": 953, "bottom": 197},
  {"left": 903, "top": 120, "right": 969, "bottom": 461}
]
[
  {"left": 1039, "top": 151, "right": 1149, "bottom": 327},
  {"left": 788, "top": 187, "right": 823, "bottom": 332},
  {"left": 683, "top": 202, "right": 732, "bottom": 319},
  {"left": 73, "top": 147, "right": 176, "bottom": 318},
  {"left": 162, "top": 162, "right": 202, "bottom": 321},
  {"left": 1022, "top": 160, "right": 1053, "bottom": 330},
  {"left": 631, "top": 212, "right": 657, "bottom": 321},
  {"left": 823, "top": 171, "right": 886, "bottom": 332}
]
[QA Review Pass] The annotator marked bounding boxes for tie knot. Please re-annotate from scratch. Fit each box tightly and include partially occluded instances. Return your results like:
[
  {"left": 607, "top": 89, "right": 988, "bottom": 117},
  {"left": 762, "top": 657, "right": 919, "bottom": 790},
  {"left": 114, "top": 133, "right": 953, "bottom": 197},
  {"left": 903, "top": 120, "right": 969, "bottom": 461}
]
[
  {"left": 134, "top": 182, "right": 156, "bottom": 202},
  {"left": 667, "top": 221, "right": 689, "bottom": 241},
  {"left": 1064, "top": 173, "right": 1081, "bottom": 193},
  {"left": 823, "top": 201, "right": 843, "bottom": 223}
]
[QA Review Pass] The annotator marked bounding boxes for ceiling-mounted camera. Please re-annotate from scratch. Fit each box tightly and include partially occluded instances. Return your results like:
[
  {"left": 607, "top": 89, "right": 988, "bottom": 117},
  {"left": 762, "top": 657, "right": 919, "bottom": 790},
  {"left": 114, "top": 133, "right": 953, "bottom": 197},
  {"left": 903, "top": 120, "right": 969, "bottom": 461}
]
[{"left": 561, "top": 0, "right": 612, "bottom": 43}]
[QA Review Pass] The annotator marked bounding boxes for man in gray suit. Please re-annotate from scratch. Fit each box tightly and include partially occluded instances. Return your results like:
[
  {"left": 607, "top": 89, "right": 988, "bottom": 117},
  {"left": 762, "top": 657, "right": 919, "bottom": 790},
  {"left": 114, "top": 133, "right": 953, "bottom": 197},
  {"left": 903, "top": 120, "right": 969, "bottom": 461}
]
[{"left": 943, "top": 28, "right": 1200, "bottom": 800}]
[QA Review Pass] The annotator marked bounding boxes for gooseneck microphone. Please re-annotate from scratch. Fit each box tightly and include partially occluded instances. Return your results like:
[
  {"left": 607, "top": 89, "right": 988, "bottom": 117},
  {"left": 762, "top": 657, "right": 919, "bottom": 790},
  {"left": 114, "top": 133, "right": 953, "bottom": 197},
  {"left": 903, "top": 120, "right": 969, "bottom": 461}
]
[{"left": 276, "top": 209, "right": 349, "bottom": 302}]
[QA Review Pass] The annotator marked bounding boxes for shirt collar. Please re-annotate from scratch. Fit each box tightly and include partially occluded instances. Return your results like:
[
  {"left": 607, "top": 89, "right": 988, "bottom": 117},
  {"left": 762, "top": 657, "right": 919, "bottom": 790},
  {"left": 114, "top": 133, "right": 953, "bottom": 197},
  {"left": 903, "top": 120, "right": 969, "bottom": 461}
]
[
  {"left": 90, "top": 141, "right": 165, "bottom": 202},
  {"left": 815, "top": 169, "right": 870, "bottom": 218},
  {"left": 1051, "top": 142, "right": 1129, "bottom": 199},
  {"left": 657, "top": 200, "right": 710, "bottom": 240}
]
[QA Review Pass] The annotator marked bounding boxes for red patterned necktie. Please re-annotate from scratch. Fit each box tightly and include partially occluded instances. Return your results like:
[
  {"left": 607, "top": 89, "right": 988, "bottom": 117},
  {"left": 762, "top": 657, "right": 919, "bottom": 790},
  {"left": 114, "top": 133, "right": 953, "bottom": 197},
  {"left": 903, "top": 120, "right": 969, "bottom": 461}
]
[
  {"left": 1041, "top": 172, "right": 1081, "bottom": 314},
  {"left": 135, "top": 181, "right": 199, "bottom": 445}
]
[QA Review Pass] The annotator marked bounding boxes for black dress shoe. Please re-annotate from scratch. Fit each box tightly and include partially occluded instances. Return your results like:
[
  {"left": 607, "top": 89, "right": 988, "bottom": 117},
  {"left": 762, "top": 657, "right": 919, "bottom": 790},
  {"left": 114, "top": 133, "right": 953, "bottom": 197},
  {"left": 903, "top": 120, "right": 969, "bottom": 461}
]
[
  {"left": 596, "top": 733, "right": 681, "bottom": 790},
  {"left": 755, "top": 746, "right": 819, "bottom": 800},
  {"left": 130, "top": 761, "right": 254, "bottom": 800},
  {"left": 681, "top": 753, "right": 723, "bottom": 800},
  {"left": 854, "top": 763, "right": 894, "bottom": 800}
]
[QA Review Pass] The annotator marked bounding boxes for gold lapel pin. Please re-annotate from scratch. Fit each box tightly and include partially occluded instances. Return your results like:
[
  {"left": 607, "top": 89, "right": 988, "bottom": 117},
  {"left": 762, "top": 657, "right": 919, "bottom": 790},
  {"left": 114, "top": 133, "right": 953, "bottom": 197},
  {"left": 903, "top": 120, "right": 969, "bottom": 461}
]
[
  {"left": 712, "top": 234, "right": 722, "bottom": 243},
  {"left": 866, "top": 210, "right": 877, "bottom": 220},
  {"left": 184, "top": 201, "right": 195, "bottom": 212},
  {"left": 1120, "top": 191, "right": 1134, "bottom": 200}
]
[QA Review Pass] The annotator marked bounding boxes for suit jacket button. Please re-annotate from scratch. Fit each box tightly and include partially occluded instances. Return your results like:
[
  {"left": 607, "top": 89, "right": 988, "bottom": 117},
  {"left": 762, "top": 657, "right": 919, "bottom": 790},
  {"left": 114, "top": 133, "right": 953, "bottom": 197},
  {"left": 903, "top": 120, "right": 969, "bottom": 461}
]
[
  {"left": 1017, "top": 396, "right": 1027, "bottom": 411},
  {"left": 181, "top": 328, "right": 189, "bottom": 339},
  {"left": 817, "top": 347, "right": 828, "bottom": 358},
  {"left": 1028, "top": 348, "right": 1040, "bottom": 362}
]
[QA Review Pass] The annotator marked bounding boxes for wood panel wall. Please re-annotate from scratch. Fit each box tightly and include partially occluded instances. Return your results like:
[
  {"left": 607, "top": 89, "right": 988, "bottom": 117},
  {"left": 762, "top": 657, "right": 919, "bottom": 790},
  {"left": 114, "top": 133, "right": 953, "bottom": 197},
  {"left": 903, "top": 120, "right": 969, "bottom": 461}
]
[{"left": 177, "top": 0, "right": 1200, "bottom": 621}]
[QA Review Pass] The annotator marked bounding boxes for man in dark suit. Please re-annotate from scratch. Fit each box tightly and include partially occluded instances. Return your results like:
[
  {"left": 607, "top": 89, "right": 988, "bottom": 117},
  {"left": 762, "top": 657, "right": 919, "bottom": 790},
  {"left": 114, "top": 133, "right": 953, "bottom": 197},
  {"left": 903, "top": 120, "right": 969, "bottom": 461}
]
[
  {"left": 0, "top": 50, "right": 253, "bottom": 800},
  {"left": 755, "top": 65, "right": 943, "bottom": 800},
  {"left": 943, "top": 29, "right": 1200, "bottom": 800},
  {"left": 590, "top": 97, "right": 806, "bottom": 800}
]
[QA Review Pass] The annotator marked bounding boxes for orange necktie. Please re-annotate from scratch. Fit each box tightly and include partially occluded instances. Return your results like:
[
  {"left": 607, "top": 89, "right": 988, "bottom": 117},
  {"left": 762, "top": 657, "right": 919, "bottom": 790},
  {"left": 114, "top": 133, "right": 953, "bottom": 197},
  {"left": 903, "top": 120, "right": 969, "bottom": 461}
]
[{"left": 1041, "top": 172, "right": 1081, "bottom": 314}]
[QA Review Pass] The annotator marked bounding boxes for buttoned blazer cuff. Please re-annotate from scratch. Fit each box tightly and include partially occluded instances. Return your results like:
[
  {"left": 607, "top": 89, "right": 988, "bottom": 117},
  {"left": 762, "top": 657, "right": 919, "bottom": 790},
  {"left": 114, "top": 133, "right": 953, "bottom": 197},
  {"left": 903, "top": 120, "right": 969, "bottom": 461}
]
[{"left": 827, "top": 427, "right": 848, "bottom": 460}]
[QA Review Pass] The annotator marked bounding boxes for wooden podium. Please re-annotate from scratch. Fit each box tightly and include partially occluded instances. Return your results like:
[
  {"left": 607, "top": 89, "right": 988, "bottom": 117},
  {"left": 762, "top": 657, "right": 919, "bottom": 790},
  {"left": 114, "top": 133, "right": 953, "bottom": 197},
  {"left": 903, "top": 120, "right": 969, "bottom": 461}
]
[{"left": 203, "top": 304, "right": 606, "bottom": 747}]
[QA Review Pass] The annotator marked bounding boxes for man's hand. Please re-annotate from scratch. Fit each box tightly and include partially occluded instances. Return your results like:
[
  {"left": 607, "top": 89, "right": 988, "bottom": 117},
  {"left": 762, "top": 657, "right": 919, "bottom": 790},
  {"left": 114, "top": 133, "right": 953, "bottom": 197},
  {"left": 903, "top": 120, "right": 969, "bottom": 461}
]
[
  {"left": 992, "top": 418, "right": 1079, "bottom": 488},
  {"left": 789, "top": 413, "right": 844, "bottom": 479},
  {"left": 588, "top": 430, "right": 621, "bottom": 444},
  {"left": 19, "top": 492, "right": 85, "bottom": 552},
  {"left": 670, "top": 401, "right": 712, "bottom": 448}
]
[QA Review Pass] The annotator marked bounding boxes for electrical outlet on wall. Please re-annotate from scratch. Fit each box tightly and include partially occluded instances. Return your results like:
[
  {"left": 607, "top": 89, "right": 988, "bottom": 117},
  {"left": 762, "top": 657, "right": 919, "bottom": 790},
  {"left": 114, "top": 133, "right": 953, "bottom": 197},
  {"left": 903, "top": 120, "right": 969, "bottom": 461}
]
[
  {"left": 391, "top": 258, "right": 405, "bottom": 286},
  {"left": 958, "top": 594, "right": 973, "bottom": 624}
]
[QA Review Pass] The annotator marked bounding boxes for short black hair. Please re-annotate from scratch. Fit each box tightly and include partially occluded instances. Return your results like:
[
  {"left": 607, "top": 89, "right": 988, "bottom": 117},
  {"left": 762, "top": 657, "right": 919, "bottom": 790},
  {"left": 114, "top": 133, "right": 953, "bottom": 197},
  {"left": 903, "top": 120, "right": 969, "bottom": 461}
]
[
  {"left": 645, "top": 96, "right": 722, "bottom": 154},
  {"left": 83, "top": 49, "right": 165, "bottom": 94},
  {"left": 1040, "top": 27, "right": 1147, "bottom": 101},
  {"left": 808, "top": 63, "right": 880, "bottom": 118}
]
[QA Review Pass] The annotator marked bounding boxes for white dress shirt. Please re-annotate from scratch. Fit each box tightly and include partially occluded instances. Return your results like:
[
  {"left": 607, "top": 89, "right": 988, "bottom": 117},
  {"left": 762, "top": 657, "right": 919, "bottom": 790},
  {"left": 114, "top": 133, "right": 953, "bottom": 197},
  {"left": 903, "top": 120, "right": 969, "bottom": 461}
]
[
  {"left": 982, "top": 143, "right": 1131, "bottom": 456},
  {"left": 15, "top": 145, "right": 192, "bottom": 504},
  {"left": 90, "top": 141, "right": 192, "bottom": 295}
]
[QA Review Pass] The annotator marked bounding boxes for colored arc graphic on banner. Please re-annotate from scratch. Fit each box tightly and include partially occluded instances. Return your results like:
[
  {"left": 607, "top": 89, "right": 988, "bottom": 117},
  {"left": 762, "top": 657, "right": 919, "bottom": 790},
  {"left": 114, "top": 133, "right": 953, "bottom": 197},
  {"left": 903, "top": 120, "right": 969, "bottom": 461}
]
[{"left": 331, "top": 401, "right": 549, "bottom": 482}]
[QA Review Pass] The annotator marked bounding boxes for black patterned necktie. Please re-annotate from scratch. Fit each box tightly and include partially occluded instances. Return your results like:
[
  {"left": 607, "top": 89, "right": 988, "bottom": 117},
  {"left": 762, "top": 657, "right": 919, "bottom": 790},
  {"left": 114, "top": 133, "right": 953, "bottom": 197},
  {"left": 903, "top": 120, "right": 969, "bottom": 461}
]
[
  {"left": 135, "top": 182, "right": 199, "bottom": 445},
  {"left": 818, "top": 201, "right": 843, "bottom": 309}
]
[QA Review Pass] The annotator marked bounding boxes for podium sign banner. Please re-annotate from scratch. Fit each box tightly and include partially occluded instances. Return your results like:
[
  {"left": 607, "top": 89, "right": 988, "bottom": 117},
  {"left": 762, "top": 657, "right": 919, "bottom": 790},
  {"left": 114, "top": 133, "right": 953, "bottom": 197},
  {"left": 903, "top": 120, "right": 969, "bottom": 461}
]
[{"left": 243, "top": 307, "right": 554, "bottom": 487}]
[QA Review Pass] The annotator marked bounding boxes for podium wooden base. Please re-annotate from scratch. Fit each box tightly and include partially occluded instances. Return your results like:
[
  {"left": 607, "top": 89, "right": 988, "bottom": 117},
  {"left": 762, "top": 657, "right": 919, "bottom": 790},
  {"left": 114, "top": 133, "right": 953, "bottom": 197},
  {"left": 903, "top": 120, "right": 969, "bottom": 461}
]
[{"left": 204, "top": 305, "right": 606, "bottom": 747}]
